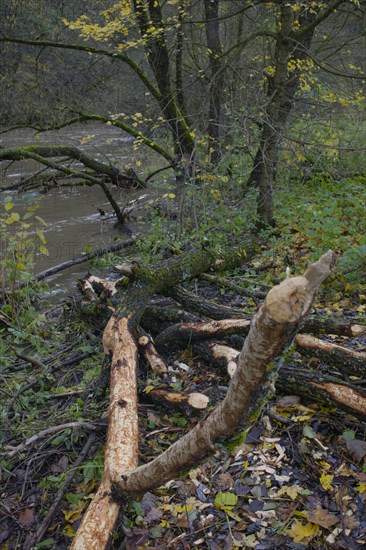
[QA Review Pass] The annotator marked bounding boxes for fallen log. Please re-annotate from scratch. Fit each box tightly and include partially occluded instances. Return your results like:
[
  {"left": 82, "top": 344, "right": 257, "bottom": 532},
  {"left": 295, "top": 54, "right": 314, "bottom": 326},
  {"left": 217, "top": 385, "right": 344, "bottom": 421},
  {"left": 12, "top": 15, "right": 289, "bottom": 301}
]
[
  {"left": 196, "top": 343, "right": 366, "bottom": 420},
  {"left": 148, "top": 388, "right": 210, "bottom": 410},
  {"left": 276, "top": 363, "right": 366, "bottom": 420},
  {"left": 295, "top": 333, "right": 366, "bottom": 377},
  {"left": 138, "top": 333, "right": 167, "bottom": 373},
  {"left": 113, "top": 250, "right": 335, "bottom": 495},
  {"left": 166, "top": 284, "right": 247, "bottom": 319},
  {"left": 71, "top": 245, "right": 254, "bottom": 548},
  {"left": 301, "top": 316, "right": 366, "bottom": 338},
  {"left": 71, "top": 318, "right": 139, "bottom": 550},
  {"left": 155, "top": 319, "right": 251, "bottom": 351}
]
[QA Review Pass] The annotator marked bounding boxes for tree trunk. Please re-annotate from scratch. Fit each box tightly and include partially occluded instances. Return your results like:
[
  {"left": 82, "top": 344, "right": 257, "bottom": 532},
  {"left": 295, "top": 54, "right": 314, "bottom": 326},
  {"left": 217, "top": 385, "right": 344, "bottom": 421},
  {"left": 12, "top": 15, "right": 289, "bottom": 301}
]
[
  {"left": 204, "top": 0, "right": 223, "bottom": 163},
  {"left": 248, "top": 6, "right": 316, "bottom": 226}
]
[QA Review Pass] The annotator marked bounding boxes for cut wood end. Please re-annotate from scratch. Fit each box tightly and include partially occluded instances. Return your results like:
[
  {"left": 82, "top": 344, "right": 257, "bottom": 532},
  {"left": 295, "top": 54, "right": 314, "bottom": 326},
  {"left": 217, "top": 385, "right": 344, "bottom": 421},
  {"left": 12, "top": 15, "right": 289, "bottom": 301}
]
[
  {"left": 138, "top": 336, "right": 149, "bottom": 346},
  {"left": 264, "top": 251, "right": 336, "bottom": 324},
  {"left": 352, "top": 325, "right": 366, "bottom": 337},
  {"left": 188, "top": 392, "right": 210, "bottom": 409},
  {"left": 227, "top": 361, "right": 237, "bottom": 378}
]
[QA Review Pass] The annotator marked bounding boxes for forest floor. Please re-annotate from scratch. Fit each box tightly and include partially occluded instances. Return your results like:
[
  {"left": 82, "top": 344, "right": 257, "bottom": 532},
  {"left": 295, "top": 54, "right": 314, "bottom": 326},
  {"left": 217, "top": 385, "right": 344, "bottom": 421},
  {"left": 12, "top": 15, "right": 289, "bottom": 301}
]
[{"left": 1, "top": 245, "right": 365, "bottom": 550}]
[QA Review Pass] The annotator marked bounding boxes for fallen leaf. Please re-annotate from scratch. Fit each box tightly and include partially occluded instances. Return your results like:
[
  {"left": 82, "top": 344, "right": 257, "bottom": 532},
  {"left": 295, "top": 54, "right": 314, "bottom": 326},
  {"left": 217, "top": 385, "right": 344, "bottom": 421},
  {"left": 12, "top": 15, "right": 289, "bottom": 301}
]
[
  {"left": 320, "top": 473, "right": 334, "bottom": 490},
  {"left": 346, "top": 439, "right": 366, "bottom": 461},
  {"left": 277, "top": 485, "right": 302, "bottom": 500},
  {"left": 305, "top": 508, "right": 339, "bottom": 528},
  {"left": 214, "top": 491, "right": 238, "bottom": 511},
  {"left": 18, "top": 508, "right": 35, "bottom": 528},
  {"left": 287, "top": 520, "right": 320, "bottom": 542}
]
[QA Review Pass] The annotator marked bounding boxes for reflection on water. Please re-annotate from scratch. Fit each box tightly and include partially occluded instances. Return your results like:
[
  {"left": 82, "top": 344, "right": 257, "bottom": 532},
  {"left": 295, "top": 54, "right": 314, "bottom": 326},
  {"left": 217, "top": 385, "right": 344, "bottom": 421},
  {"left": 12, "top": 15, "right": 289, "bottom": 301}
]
[{"left": 0, "top": 123, "right": 148, "bottom": 293}]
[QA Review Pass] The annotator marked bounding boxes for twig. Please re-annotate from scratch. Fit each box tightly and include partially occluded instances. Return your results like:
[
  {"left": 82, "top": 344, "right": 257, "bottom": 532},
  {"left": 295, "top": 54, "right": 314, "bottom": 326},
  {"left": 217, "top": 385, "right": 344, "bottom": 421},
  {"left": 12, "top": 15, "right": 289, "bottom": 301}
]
[
  {"left": 1, "top": 421, "right": 103, "bottom": 457},
  {"left": 23, "top": 433, "right": 97, "bottom": 550},
  {"left": 15, "top": 353, "right": 47, "bottom": 369},
  {"left": 35, "top": 238, "right": 136, "bottom": 282}
]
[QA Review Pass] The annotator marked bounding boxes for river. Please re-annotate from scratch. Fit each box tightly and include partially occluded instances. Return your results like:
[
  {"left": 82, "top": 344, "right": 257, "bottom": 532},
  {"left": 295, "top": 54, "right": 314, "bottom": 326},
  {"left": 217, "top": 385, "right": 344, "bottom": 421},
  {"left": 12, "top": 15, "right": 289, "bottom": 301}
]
[{"left": 0, "top": 123, "right": 151, "bottom": 294}]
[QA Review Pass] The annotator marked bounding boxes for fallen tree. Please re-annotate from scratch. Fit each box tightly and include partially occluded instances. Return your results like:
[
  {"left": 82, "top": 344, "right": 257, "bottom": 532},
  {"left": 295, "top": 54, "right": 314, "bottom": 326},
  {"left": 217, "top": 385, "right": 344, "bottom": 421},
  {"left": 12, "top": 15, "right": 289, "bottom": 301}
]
[
  {"left": 71, "top": 249, "right": 336, "bottom": 549},
  {"left": 0, "top": 146, "right": 141, "bottom": 225}
]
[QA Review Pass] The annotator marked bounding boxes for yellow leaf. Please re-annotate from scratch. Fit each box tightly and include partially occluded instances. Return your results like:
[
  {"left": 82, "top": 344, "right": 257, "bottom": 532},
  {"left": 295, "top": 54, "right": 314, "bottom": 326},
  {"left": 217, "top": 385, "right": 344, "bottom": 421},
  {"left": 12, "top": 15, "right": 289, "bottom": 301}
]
[
  {"left": 305, "top": 508, "right": 338, "bottom": 528},
  {"left": 320, "top": 473, "right": 334, "bottom": 490},
  {"left": 168, "top": 193, "right": 176, "bottom": 199},
  {"left": 287, "top": 520, "right": 319, "bottom": 543},
  {"left": 5, "top": 201, "right": 14, "bottom": 211},
  {"left": 14, "top": 263, "right": 27, "bottom": 271},
  {"left": 63, "top": 509, "right": 82, "bottom": 523},
  {"left": 5, "top": 212, "right": 20, "bottom": 224},
  {"left": 144, "top": 385, "right": 154, "bottom": 394},
  {"left": 63, "top": 524, "right": 77, "bottom": 537},
  {"left": 357, "top": 483, "right": 366, "bottom": 494},
  {"left": 277, "top": 485, "right": 302, "bottom": 500}
]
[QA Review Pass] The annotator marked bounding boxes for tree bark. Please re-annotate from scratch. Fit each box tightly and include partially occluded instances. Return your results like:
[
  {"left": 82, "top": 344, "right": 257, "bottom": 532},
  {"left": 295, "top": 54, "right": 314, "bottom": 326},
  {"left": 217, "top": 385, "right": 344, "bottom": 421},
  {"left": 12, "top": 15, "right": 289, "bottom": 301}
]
[
  {"left": 114, "top": 250, "right": 335, "bottom": 495},
  {"left": 276, "top": 363, "right": 366, "bottom": 420},
  {"left": 204, "top": 0, "right": 224, "bottom": 163},
  {"left": 295, "top": 333, "right": 366, "bottom": 377}
]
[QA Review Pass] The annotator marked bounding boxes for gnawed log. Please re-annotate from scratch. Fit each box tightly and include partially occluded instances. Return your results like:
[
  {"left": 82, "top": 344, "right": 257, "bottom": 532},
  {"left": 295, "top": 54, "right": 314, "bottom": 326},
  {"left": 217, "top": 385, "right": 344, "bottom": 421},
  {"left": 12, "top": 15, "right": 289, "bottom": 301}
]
[
  {"left": 155, "top": 319, "right": 252, "bottom": 351},
  {"left": 193, "top": 342, "right": 239, "bottom": 378},
  {"left": 199, "top": 344, "right": 366, "bottom": 420},
  {"left": 148, "top": 388, "right": 209, "bottom": 410},
  {"left": 295, "top": 333, "right": 366, "bottom": 377},
  {"left": 301, "top": 316, "right": 366, "bottom": 338},
  {"left": 113, "top": 250, "right": 335, "bottom": 495},
  {"left": 73, "top": 245, "right": 254, "bottom": 548},
  {"left": 138, "top": 333, "right": 167, "bottom": 373},
  {"left": 71, "top": 318, "right": 139, "bottom": 549},
  {"left": 276, "top": 363, "right": 366, "bottom": 420}
]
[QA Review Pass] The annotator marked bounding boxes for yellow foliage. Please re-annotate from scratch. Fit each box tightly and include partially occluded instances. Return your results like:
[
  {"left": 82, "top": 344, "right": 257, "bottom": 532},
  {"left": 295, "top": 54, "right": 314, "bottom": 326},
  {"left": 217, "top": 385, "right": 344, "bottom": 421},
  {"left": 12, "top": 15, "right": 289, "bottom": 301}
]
[
  {"left": 287, "top": 520, "right": 320, "bottom": 543},
  {"left": 319, "top": 473, "right": 334, "bottom": 490}
]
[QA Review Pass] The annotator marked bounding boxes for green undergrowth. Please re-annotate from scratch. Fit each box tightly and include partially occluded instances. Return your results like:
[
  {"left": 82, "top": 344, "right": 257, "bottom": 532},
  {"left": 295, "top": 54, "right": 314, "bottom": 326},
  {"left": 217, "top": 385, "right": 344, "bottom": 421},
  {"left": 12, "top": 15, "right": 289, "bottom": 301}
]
[{"left": 266, "top": 175, "right": 366, "bottom": 297}]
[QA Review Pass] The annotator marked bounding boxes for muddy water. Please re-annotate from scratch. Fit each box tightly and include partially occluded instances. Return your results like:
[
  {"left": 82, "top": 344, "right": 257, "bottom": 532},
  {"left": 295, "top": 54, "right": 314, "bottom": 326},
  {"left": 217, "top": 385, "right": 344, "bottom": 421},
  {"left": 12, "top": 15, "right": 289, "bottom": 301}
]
[{"left": 0, "top": 123, "right": 149, "bottom": 294}]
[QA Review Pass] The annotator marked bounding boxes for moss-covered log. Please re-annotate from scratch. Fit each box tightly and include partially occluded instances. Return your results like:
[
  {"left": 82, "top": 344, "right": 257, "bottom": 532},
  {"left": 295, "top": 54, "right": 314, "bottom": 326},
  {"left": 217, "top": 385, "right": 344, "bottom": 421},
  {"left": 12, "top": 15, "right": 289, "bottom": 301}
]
[{"left": 166, "top": 285, "right": 247, "bottom": 319}]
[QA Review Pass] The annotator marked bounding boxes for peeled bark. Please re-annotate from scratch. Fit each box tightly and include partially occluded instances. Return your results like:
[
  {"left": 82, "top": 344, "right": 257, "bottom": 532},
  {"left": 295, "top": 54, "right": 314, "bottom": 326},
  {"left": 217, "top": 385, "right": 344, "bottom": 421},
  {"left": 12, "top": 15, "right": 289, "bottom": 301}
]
[
  {"left": 114, "top": 250, "right": 335, "bottom": 495},
  {"left": 138, "top": 334, "right": 167, "bottom": 373},
  {"left": 71, "top": 318, "right": 139, "bottom": 550},
  {"left": 295, "top": 333, "right": 366, "bottom": 377}
]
